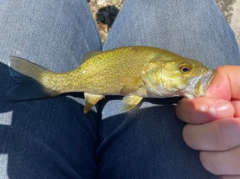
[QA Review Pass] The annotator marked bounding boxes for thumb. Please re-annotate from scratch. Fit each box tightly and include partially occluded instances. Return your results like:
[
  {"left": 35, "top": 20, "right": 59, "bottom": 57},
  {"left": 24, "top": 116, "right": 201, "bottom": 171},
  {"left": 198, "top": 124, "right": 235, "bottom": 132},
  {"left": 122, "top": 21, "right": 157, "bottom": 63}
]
[{"left": 205, "top": 66, "right": 240, "bottom": 100}]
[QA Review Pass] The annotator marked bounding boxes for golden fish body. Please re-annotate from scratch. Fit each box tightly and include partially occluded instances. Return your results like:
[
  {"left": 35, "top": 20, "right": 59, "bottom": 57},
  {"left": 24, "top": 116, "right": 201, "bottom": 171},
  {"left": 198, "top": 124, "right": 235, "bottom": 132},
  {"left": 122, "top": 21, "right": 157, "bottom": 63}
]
[{"left": 7, "top": 46, "right": 215, "bottom": 112}]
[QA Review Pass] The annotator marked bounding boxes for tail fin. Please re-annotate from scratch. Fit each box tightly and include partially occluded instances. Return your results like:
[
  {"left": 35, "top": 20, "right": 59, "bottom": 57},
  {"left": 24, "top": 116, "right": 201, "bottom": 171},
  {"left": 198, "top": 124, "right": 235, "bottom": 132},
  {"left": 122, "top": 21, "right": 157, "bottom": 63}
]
[{"left": 7, "top": 56, "right": 53, "bottom": 101}]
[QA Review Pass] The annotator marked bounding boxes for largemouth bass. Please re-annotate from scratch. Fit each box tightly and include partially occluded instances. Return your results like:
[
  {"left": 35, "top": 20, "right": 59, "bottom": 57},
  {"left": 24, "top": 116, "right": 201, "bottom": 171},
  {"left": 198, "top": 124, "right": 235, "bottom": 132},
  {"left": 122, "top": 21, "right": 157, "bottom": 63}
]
[{"left": 7, "top": 46, "right": 216, "bottom": 113}]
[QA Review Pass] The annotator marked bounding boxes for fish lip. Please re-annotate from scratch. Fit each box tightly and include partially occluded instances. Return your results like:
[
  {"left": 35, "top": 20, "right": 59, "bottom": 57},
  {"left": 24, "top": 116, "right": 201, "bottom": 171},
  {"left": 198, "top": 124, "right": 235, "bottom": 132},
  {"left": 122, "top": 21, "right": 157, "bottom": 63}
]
[
  {"left": 202, "top": 69, "right": 216, "bottom": 90},
  {"left": 182, "top": 69, "right": 216, "bottom": 99}
]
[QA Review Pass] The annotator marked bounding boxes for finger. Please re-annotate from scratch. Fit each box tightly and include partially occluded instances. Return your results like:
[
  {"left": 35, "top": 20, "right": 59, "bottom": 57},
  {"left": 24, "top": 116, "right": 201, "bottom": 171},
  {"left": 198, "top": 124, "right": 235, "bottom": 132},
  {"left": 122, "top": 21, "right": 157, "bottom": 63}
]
[
  {"left": 200, "top": 146, "right": 240, "bottom": 175},
  {"left": 182, "top": 118, "right": 240, "bottom": 151},
  {"left": 206, "top": 66, "right": 240, "bottom": 100},
  {"left": 176, "top": 98, "right": 234, "bottom": 124}
]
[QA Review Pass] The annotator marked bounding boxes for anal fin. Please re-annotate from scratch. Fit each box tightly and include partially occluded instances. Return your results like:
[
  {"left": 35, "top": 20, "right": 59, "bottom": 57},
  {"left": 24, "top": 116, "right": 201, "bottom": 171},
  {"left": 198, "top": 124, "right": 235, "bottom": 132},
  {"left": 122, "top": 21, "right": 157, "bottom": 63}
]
[{"left": 84, "top": 93, "right": 104, "bottom": 113}]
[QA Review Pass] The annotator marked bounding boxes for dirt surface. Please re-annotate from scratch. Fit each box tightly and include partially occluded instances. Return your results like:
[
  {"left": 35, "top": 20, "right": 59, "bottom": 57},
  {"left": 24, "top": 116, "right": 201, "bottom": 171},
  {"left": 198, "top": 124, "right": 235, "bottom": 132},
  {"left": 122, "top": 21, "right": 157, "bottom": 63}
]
[
  {"left": 88, "top": 0, "right": 240, "bottom": 46},
  {"left": 88, "top": 0, "right": 124, "bottom": 42}
]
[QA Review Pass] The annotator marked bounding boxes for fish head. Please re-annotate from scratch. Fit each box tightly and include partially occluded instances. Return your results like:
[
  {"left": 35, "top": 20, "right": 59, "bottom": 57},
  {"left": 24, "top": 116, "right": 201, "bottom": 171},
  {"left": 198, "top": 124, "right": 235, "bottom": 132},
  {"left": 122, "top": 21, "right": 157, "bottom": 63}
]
[
  {"left": 168, "top": 58, "right": 216, "bottom": 99},
  {"left": 141, "top": 57, "right": 216, "bottom": 98}
]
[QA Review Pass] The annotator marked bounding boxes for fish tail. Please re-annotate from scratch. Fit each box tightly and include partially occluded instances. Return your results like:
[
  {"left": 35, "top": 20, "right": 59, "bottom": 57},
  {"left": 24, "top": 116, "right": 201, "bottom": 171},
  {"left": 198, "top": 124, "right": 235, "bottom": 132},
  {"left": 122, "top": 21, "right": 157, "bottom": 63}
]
[{"left": 7, "top": 56, "right": 57, "bottom": 101}]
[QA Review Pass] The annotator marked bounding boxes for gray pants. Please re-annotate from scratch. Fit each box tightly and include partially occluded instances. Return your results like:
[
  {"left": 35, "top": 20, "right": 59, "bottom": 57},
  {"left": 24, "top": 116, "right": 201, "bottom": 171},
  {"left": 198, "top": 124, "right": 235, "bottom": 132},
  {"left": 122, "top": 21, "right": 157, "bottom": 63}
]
[{"left": 0, "top": 0, "right": 239, "bottom": 178}]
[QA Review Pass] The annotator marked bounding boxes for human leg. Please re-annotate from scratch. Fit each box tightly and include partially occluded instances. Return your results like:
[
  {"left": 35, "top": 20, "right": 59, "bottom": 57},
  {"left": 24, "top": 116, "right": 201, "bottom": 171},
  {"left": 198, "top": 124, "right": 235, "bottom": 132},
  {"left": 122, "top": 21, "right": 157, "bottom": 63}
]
[
  {"left": 98, "top": 0, "right": 240, "bottom": 178},
  {"left": 0, "top": 0, "right": 101, "bottom": 178}
]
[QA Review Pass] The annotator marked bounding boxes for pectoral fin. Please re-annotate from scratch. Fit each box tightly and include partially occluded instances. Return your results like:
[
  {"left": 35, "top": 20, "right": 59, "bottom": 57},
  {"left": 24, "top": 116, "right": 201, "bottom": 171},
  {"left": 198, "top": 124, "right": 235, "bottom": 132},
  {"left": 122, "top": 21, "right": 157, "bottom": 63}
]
[
  {"left": 84, "top": 93, "right": 104, "bottom": 113},
  {"left": 118, "top": 77, "right": 143, "bottom": 95},
  {"left": 118, "top": 77, "right": 141, "bottom": 88},
  {"left": 122, "top": 95, "right": 143, "bottom": 112}
]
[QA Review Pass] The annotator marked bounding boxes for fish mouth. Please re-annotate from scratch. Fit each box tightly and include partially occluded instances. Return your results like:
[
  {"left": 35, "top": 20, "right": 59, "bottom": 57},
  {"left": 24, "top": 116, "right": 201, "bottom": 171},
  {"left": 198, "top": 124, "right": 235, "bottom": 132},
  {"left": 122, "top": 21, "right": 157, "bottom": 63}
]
[
  {"left": 183, "top": 69, "right": 216, "bottom": 99},
  {"left": 193, "top": 69, "right": 216, "bottom": 97},
  {"left": 202, "top": 69, "right": 216, "bottom": 91}
]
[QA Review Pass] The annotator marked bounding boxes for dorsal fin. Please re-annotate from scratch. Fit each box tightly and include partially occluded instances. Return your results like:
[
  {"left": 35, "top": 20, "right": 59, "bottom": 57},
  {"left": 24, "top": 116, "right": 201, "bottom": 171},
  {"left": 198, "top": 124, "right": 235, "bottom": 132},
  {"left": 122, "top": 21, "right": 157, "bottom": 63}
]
[{"left": 82, "top": 51, "right": 101, "bottom": 63}]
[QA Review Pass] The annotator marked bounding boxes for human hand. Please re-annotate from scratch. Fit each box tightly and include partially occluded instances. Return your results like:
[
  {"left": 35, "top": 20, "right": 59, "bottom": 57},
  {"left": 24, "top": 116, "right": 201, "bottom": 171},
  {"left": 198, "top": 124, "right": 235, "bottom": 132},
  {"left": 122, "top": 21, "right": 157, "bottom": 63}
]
[{"left": 176, "top": 66, "right": 240, "bottom": 178}]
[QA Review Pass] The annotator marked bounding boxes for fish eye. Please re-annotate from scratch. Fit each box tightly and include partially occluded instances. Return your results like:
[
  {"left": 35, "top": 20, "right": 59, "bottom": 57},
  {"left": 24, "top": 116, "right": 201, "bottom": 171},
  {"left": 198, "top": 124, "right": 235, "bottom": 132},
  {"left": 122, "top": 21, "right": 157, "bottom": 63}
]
[{"left": 179, "top": 65, "right": 191, "bottom": 73}]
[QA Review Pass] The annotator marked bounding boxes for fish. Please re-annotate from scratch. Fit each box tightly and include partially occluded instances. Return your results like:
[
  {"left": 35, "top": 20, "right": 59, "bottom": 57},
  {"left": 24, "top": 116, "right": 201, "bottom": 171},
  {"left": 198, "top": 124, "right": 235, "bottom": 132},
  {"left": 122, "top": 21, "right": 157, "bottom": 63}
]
[{"left": 7, "top": 46, "right": 216, "bottom": 113}]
